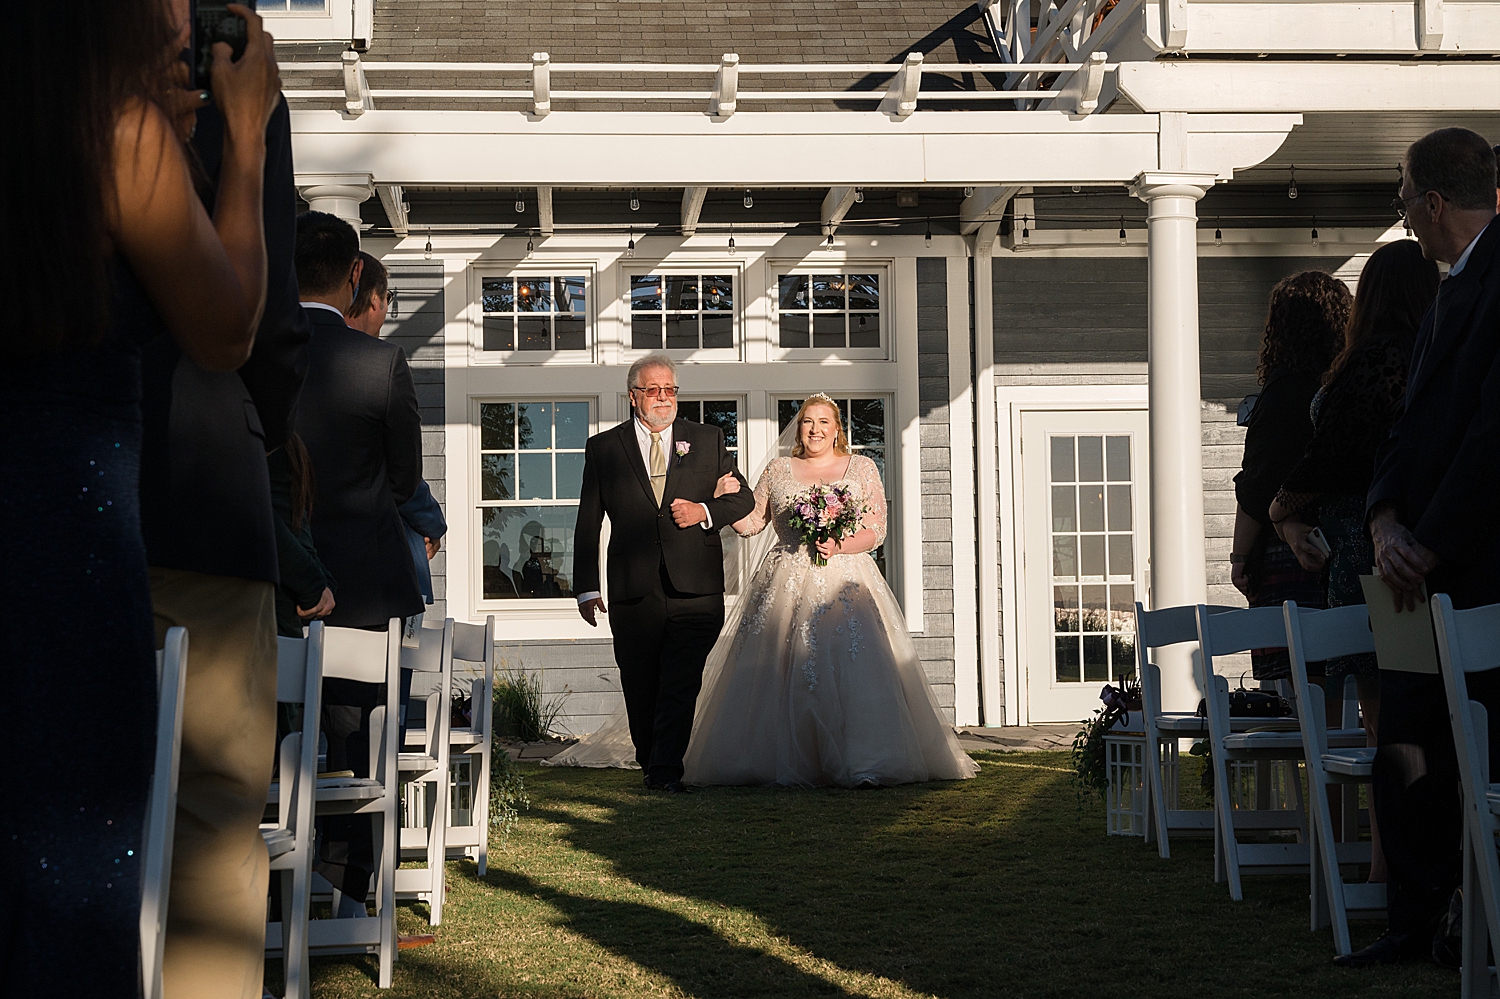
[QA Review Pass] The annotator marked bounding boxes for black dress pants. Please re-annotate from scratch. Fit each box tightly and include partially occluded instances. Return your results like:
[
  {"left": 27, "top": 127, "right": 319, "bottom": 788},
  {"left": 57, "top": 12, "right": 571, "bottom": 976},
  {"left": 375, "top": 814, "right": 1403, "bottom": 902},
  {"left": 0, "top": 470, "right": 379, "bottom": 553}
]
[
  {"left": 609, "top": 564, "right": 725, "bottom": 783},
  {"left": 1375, "top": 666, "right": 1500, "bottom": 935}
]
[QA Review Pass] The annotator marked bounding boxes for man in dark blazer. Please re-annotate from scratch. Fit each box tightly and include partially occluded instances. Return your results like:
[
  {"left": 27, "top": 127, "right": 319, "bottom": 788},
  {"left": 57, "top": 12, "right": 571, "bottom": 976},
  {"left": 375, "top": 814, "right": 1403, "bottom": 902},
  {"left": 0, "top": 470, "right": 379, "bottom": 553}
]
[
  {"left": 1338, "top": 128, "right": 1500, "bottom": 969},
  {"left": 574, "top": 355, "right": 754, "bottom": 791},
  {"left": 292, "top": 211, "right": 424, "bottom": 913},
  {"left": 139, "top": 93, "right": 310, "bottom": 996}
]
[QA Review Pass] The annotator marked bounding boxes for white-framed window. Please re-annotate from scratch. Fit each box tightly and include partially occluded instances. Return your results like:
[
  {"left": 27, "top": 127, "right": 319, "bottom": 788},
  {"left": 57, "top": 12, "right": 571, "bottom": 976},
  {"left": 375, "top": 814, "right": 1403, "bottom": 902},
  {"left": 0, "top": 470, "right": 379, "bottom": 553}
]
[
  {"left": 257, "top": 0, "right": 369, "bottom": 43},
  {"left": 775, "top": 395, "right": 891, "bottom": 577},
  {"left": 476, "top": 400, "right": 590, "bottom": 603},
  {"left": 772, "top": 270, "right": 887, "bottom": 360},
  {"left": 626, "top": 272, "right": 738, "bottom": 359},
  {"left": 477, "top": 274, "right": 590, "bottom": 360},
  {"left": 258, "top": 0, "right": 328, "bottom": 11}
]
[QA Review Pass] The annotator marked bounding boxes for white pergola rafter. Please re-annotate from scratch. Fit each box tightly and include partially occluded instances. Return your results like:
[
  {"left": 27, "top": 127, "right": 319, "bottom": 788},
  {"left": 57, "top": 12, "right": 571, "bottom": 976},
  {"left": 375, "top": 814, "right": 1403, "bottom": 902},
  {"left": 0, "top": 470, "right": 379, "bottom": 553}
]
[
  {"left": 820, "top": 187, "right": 859, "bottom": 236},
  {"left": 680, "top": 187, "right": 708, "bottom": 236},
  {"left": 537, "top": 186, "right": 554, "bottom": 236}
]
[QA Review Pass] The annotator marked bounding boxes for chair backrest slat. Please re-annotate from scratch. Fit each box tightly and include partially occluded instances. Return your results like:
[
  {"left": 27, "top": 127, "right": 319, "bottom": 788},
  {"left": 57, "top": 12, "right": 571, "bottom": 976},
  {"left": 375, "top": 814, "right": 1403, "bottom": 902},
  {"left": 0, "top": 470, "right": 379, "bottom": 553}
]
[
  {"left": 1293, "top": 603, "right": 1375, "bottom": 664},
  {"left": 400, "top": 624, "right": 446, "bottom": 673},
  {"left": 1200, "top": 605, "right": 1287, "bottom": 657},
  {"left": 322, "top": 624, "right": 394, "bottom": 683},
  {"left": 1453, "top": 603, "right": 1500, "bottom": 674},
  {"left": 276, "top": 636, "right": 309, "bottom": 704},
  {"left": 452, "top": 620, "right": 488, "bottom": 664}
]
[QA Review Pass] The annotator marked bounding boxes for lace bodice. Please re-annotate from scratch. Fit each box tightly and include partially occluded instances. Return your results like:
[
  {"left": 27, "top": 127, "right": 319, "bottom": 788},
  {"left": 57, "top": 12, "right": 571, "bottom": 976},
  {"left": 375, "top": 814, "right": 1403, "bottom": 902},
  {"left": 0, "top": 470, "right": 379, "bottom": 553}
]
[{"left": 735, "top": 455, "right": 887, "bottom": 552}]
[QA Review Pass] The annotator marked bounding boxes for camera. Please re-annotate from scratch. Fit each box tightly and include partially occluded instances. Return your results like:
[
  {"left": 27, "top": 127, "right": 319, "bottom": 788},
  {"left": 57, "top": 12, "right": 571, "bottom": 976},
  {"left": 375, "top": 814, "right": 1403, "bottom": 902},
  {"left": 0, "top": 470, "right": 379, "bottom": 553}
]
[{"left": 191, "top": 1, "right": 257, "bottom": 94}]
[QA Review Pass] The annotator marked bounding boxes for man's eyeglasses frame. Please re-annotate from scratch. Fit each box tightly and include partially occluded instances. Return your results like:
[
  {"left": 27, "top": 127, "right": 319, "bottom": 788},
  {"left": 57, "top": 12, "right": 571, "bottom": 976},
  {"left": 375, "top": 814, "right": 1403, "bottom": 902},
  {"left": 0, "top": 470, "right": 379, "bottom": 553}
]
[{"left": 631, "top": 385, "right": 679, "bottom": 399}]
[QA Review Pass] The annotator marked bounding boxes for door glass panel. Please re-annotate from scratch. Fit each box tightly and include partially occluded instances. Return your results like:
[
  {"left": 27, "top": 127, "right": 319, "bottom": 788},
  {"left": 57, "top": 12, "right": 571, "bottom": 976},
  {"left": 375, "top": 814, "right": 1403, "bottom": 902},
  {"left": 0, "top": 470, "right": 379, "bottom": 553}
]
[{"left": 1050, "top": 437, "right": 1075, "bottom": 483}]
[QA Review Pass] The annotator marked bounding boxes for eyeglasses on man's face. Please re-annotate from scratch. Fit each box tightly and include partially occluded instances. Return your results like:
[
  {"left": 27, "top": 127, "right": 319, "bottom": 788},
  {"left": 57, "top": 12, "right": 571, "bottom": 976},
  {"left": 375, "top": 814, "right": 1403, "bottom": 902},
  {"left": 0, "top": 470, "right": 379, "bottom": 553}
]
[
  {"left": 632, "top": 385, "right": 679, "bottom": 399},
  {"left": 1391, "top": 191, "right": 1433, "bottom": 220}
]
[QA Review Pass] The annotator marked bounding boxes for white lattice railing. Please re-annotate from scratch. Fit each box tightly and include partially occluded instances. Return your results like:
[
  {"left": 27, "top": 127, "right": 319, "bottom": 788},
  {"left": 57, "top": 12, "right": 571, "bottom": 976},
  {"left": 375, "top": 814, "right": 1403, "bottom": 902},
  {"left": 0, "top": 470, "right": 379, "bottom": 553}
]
[{"left": 982, "top": 0, "right": 1140, "bottom": 108}]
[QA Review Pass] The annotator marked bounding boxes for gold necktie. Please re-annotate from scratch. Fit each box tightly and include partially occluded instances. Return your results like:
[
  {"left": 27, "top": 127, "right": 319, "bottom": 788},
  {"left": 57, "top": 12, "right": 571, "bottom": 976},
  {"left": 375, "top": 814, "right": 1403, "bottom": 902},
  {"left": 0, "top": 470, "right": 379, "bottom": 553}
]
[{"left": 649, "top": 431, "right": 666, "bottom": 504}]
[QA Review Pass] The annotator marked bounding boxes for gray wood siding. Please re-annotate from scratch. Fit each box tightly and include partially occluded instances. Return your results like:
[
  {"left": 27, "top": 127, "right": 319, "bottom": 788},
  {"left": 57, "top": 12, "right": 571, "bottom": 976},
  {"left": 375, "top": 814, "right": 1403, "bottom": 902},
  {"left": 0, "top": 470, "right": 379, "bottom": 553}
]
[
  {"left": 382, "top": 263, "right": 447, "bottom": 618},
  {"left": 917, "top": 257, "right": 957, "bottom": 722}
]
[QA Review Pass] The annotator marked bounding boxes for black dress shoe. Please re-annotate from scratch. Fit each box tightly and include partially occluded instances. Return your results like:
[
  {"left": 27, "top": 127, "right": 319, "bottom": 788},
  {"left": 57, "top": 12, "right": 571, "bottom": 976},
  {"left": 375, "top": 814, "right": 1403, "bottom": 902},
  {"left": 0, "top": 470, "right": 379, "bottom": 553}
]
[
  {"left": 646, "top": 778, "right": 692, "bottom": 793},
  {"left": 1333, "top": 931, "right": 1423, "bottom": 968}
]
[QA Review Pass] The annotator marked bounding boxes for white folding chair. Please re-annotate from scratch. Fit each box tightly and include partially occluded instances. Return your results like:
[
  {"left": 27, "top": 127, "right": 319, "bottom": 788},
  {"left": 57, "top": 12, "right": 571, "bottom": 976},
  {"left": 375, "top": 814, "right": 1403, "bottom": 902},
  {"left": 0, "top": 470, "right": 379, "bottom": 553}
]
[
  {"left": 1196, "top": 604, "right": 1366, "bottom": 900},
  {"left": 141, "top": 627, "right": 188, "bottom": 999},
  {"left": 1432, "top": 594, "right": 1500, "bottom": 999},
  {"left": 446, "top": 616, "right": 496, "bottom": 876},
  {"left": 1136, "top": 602, "right": 1237, "bottom": 859},
  {"left": 262, "top": 622, "right": 327, "bottom": 999},
  {"left": 302, "top": 620, "right": 402, "bottom": 988},
  {"left": 1282, "top": 602, "right": 1385, "bottom": 955},
  {"left": 397, "top": 618, "right": 454, "bottom": 925}
]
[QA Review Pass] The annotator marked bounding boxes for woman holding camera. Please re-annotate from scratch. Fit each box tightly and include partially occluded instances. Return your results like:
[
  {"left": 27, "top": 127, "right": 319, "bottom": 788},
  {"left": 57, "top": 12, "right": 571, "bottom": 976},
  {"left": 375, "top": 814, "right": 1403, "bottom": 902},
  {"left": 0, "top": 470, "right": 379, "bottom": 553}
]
[{"left": 0, "top": 2, "right": 279, "bottom": 990}]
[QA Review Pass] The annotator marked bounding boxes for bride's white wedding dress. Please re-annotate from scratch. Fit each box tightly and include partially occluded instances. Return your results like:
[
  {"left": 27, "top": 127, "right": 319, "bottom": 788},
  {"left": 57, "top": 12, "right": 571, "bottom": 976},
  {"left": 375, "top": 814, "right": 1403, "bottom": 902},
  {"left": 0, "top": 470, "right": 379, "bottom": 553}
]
[
  {"left": 546, "top": 453, "right": 977, "bottom": 787},
  {"left": 682, "top": 455, "right": 977, "bottom": 788}
]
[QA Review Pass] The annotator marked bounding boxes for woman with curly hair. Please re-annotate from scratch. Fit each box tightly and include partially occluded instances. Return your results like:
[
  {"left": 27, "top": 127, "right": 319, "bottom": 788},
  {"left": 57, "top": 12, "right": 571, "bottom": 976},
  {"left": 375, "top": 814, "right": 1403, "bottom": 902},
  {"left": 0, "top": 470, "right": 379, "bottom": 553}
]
[{"left": 1230, "top": 270, "right": 1351, "bottom": 680}]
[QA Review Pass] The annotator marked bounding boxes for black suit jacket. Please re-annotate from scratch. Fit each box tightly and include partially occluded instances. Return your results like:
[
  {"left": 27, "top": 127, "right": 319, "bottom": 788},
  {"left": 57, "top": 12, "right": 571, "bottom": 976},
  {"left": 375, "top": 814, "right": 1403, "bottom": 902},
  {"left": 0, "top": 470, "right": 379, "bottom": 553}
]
[
  {"left": 295, "top": 307, "right": 424, "bottom": 627},
  {"left": 573, "top": 418, "right": 754, "bottom": 600},
  {"left": 138, "top": 97, "right": 310, "bottom": 583},
  {"left": 1367, "top": 218, "right": 1500, "bottom": 608}
]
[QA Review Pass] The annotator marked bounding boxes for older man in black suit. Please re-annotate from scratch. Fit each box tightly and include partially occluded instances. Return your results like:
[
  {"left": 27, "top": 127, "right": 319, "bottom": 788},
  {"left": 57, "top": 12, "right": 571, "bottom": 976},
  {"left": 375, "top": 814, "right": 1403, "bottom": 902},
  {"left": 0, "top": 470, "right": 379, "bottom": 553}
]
[
  {"left": 573, "top": 355, "right": 754, "bottom": 792},
  {"left": 1336, "top": 128, "right": 1500, "bottom": 969}
]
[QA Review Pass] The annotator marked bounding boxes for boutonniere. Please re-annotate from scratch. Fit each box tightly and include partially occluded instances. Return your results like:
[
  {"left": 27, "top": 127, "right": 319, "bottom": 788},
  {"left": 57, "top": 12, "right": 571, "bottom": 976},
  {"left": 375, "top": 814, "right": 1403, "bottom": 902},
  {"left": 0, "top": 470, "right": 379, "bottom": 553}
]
[{"left": 674, "top": 440, "right": 692, "bottom": 465}]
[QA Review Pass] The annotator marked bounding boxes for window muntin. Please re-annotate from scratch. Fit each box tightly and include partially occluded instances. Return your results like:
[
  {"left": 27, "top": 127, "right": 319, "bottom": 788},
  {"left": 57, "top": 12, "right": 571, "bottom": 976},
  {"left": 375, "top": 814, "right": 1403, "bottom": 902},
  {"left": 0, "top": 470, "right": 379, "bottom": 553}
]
[
  {"left": 776, "top": 273, "right": 880, "bottom": 349},
  {"left": 1048, "top": 434, "right": 1138, "bottom": 684},
  {"left": 478, "top": 401, "right": 589, "bottom": 601},
  {"left": 777, "top": 396, "right": 888, "bottom": 576},
  {"left": 629, "top": 274, "right": 735, "bottom": 351},
  {"left": 481, "top": 276, "right": 587, "bottom": 352}
]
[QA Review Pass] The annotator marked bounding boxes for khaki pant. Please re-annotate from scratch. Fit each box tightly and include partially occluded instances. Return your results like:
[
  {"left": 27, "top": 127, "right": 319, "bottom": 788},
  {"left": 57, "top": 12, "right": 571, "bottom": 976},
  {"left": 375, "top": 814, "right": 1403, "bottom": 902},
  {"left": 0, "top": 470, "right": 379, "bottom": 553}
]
[{"left": 150, "top": 568, "right": 277, "bottom": 999}]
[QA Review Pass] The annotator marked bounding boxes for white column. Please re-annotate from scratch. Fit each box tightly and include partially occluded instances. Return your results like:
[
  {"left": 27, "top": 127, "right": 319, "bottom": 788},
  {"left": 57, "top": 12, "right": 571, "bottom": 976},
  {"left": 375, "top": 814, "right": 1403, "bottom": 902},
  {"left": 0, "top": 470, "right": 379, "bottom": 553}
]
[
  {"left": 1130, "top": 172, "right": 1215, "bottom": 713},
  {"left": 296, "top": 172, "right": 375, "bottom": 229},
  {"left": 969, "top": 223, "right": 1004, "bottom": 725}
]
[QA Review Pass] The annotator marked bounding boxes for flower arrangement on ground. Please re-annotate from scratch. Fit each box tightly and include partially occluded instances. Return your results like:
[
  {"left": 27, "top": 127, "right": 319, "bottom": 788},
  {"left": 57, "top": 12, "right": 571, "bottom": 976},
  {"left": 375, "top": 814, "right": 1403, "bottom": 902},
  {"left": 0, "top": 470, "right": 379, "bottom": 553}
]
[{"left": 786, "top": 483, "right": 866, "bottom": 566}]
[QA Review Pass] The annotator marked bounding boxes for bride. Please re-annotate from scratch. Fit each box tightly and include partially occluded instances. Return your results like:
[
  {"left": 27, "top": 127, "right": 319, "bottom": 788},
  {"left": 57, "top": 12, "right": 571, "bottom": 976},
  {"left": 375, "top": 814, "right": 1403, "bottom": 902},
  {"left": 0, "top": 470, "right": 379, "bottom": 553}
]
[{"left": 547, "top": 394, "right": 977, "bottom": 788}]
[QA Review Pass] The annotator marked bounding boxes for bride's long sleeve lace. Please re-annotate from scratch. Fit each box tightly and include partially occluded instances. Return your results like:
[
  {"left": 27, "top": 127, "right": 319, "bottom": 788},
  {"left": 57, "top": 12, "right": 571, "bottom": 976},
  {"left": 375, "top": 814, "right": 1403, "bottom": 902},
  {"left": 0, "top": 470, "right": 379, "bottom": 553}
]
[
  {"left": 852, "top": 456, "right": 888, "bottom": 548},
  {"left": 733, "top": 465, "right": 775, "bottom": 537}
]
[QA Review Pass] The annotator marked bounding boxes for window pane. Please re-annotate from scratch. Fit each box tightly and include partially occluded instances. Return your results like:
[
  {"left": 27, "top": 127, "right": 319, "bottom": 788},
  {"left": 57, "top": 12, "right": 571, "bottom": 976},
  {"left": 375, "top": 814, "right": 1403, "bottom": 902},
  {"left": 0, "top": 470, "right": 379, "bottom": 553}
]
[
  {"left": 1051, "top": 486, "right": 1076, "bottom": 532},
  {"left": 481, "top": 454, "right": 514, "bottom": 500},
  {"left": 1079, "top": 484, "right": 1105, "bottom": 532},
  {"left": 482, "top": 277, "right": 514, "bottom": 313},
  {"left": 515, "top": 278, "right": 552, "bottom": 312},
  {"left": 288, "top": 0, "right": 326, "bottom": 10},
  {"left": 1054, "top": 585, "right": 1080, "bottom": 633},
  {"left": 517, "top": 453, "right": 552, "bottom": 500},
  {"left": 1080, "top": 535, "right": 1106, "bottom": 577},
  {"left": 1107, "top": 485, "right": 1132, "bottom": 531},
  {"left": 702, "top": 401, "right": 738, "bottom": 447},
  {"left": 1083, "top": 635, "right": 1110, "bottom": 682},
  {"left": 1078, "top": 436, "right": 1105, "bottom": 481},
  {"left": 1112, "top": 633, "right": 1137, "bottom": 682},
  {"left": 555, "top": 452, "right": 585, "bottom": 500},
  {"left": 862, "top": 448, "right": 886, "bottom": 480},
  {"left": 779, "top": 275, "right": 809, "bottom": 311},
  {"left": 554, "top": 317, "right": 585, "bottom": 351},
  {"left": 848, "top": 274, "right": 879, "bottom": 311},
  {"left": 1106, "top": 435, "right": 1131, "bottom": 481},
  {"left": 779, "top": 313, "right": 809, "bottom": 348},
  {"left": 777, "top": 399, "right": 801, "bottom": 433},
  {"left": 517, "top": 317, "right": 550, "bottom": 350},
  {"left": 631, "top": 275, "right": 662, "bottom": 311},
  {"left": 811, "top": 275, "right": 844, "bottom": 310},
  {"left": 665, "top": 315, "right": 698, "bottom": 350},
  {"left": 677, "top": 401, "right": 702, "bottom": 423},
  {"left": 1050, "top": 437, "right": 1075, "bottom": 483},
  {"left": 849, "top": 313, "right": 880, "bottom": 347},
  {"left": 812, "top": 313, "right": 844, "bottom": 348},
  {"left": 665, "top": 276, "right": 699, "bottom": 310},
  {"left": 516, "top": 403, "right": 551, "bottom": 449},
  {"left": 480, "top": 403, "right": 515, "bottom": 450},
  {"left": 482, "top": 316, "right": 514, "bottom": 351},
  {"left": 632, "top": 314, "right": 663, "bottom": 350},
  {"left": 554, "top": 402, "right": 589, "bottom": 449},
  {"left": 1110, "top": 583, "right": 1135, "bottom": 614},
  {"left": 480, "top": 506, "right": 576, "bottom": 600},
  {"left": 1052, "top": 535, "right": 1077, "bottom": 579},
  {"left": 1082, "top": 583, "right": 1108, "bottom": 617},
  {"left": 1056, "top": 635, "right": 1081, "bottom": 683},
  {"left": 556, "top": 276, "right": 586, "bottom": 314},
  {"left": 702, "top": 314, "right": 733, "bottom": 349},
  {"left": 702, "top": 276, "right": 733, "bottom": 311},
  {"left": 849, "top": 399, "right": 885, "bottom": 447},
  {"left": 1108, "top": 536, "right": 1134, "bottom": 578}
]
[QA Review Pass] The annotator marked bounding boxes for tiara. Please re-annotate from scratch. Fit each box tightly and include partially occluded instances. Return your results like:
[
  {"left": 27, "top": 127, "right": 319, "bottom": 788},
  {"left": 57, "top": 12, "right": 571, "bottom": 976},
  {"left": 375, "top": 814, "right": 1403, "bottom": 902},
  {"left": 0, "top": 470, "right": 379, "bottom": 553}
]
[{"left": 803, "top": 392, "right": 837, "bottom": 407}]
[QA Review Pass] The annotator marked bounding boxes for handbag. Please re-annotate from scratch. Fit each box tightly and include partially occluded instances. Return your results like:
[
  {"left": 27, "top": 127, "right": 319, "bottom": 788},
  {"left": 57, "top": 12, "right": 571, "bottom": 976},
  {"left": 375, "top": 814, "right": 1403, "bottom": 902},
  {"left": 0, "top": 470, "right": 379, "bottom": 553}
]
[{"left": 1196, "top": 674, "right": 1293, "bottom": 719}]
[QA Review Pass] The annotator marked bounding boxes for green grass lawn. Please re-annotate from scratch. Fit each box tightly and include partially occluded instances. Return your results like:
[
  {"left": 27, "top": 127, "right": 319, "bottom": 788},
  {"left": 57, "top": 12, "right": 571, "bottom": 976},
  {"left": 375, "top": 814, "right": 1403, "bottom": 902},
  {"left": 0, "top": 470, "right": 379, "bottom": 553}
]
[{"left": 303, "top": 750, "right": 1452, "bottom": 999}]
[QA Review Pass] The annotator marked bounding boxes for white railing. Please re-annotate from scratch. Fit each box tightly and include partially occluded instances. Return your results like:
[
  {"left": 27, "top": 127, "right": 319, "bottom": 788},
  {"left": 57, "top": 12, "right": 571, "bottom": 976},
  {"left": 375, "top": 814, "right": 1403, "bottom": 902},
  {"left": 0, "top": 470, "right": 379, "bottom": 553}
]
[{"left": 282, "top": 51, "right": 1115, "bottom": 117}]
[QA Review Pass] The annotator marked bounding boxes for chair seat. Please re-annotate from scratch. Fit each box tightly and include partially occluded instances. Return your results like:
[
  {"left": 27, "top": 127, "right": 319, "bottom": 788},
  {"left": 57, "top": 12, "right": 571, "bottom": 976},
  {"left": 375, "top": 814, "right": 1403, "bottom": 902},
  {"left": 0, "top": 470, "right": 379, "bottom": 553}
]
[
  {"left": 261, "top": 827, "right": 296, "bottom": 860},
  {"left": 1486, "top": 785, "right": 1500, "bottom": 815},
  {"left": 399, "top": 752, "right": 439, "bottom": 774},
  {"left": 1322, "top": 747, "right": 1376, "bottom": 777},
  {"left": 1155, "top": 713, "right": 1210, "bottom": 734},
  {"left": 449, "top": 729, "right": 482, "bottom": 746},
  {"left": 1222, "top": 730, "right": 1305, "bottom": 753}
]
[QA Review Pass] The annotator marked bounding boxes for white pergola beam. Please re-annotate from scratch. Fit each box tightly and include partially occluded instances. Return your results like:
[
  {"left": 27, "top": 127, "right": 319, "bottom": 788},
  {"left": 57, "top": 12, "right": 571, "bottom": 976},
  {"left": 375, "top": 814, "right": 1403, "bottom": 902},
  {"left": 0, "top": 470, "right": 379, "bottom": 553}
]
[
  {"left": 1118, "top": 61, "right": 1500, "bottom": 113},
  {"left": 959, "top": 185, "right": 1022, "bottom": 235},
  {"left": 820, "top": 187, "right": 859, "bottom": 234},
  {"left": 537, "top": 186, "right": 554, "bottom": 236},
  {"left": 681, "top": 187, "right": 708, "bottom": 236},
  {"left": 376, "top": 183, "right": 408, "bottom": 236}
]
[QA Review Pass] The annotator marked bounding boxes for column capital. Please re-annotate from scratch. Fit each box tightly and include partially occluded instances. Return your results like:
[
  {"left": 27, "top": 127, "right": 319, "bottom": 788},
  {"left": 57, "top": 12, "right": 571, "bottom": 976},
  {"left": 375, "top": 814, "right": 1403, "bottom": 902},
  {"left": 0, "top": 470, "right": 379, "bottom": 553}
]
[
  {"left": 296, "top": 173, "right": 375, "bottom": 229},
  {"left": 1128, "top": 172, "right": 1217, "bottom": 202}
]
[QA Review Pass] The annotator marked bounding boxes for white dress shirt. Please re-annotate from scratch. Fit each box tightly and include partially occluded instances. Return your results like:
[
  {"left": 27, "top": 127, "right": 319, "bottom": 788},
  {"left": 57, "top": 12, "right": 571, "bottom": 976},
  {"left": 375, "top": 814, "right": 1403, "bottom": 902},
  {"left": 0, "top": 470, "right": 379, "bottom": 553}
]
[
  {"left": 301, "top": 301, "right": 348, "bottom": 319},
  {"left": 1448, "top": 221, "right": 1490, "bottom": 278},
  {"left": 576, "top": 417, "right": 714, "bottom": 605}
]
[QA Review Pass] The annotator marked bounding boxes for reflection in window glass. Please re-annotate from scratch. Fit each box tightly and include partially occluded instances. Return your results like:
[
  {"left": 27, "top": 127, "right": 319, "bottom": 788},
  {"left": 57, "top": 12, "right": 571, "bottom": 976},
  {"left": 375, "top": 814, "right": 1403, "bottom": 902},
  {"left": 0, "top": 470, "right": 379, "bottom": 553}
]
[
  {"left": 478, "top": 400, "right": 589, "bottom": 599},
  {"left": 678, "top": 399, "right": 744, "bottom": 595},
  {"left": 630, "top": 274, "right": 735, "bottom": 351},
  {"left": 1049, "top": 433, "right": 1137, "bottom": 684},
  {"left": 777, "top": 396, "right": 888, "bottom": 576},
  {"left": 776, "top": 273, "right": 881, "bottom": 349},
  {"left": 480, "top": 276, "right": 587, "bottom": 352}
]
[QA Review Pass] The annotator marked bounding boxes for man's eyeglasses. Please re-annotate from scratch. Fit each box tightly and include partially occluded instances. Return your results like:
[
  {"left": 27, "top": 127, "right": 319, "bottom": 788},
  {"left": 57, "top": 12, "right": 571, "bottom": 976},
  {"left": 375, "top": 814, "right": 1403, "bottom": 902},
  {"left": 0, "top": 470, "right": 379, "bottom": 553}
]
[
  {"left": 1391, "top": 191, "right": 1432, "bottom": 220},
  {"left": 632, "top": 386, "right": 679, "bottom": 399}
]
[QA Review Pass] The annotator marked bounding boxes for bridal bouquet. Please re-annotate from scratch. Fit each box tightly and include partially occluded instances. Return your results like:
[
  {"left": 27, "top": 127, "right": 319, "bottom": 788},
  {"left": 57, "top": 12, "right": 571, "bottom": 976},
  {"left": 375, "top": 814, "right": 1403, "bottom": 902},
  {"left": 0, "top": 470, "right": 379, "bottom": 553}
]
[{"left": 787, "top": 483, "right": 866, "bottom": 567}]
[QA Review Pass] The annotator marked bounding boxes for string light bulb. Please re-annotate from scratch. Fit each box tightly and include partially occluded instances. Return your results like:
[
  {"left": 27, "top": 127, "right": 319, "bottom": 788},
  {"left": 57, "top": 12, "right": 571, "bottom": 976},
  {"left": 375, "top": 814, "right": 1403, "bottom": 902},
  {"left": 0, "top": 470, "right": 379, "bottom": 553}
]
[
  {"left": 625, "top": 230, "right": 636, "bottom": 259},
  {"left": 1287, "top": 166, "right": 1298, "bottom": 200},
  {"left": 924, "top": 219, "right": 932, "bottom": 248},
  {"left": 1118, "top": 218, "right": 1127, "bottom": 245},
  {"left": 630, "top": 191, "right": 640, "bottom": 212},
  {"left": 424, "top": 233, "right": 432, "bottom": 260},
  {"left": 963, "top": 186, "right": 975, "bottom": 198},
  {"left": 727, "top": 225, "right": 736, "bottom": 255},
  {"left": 514, "top": 193, "right": 526, "bottom": 213},
  {"left": 526, "top": 233, "right": 534, "bottom": 256},
  {"left": 826, "top": 230, "right": 835, "bottom": 247},
  {"left": 743, "top": 189, "right": 754, "bottom": 209},
  {"left": 1019, "top": 216, "right": 1030, "bottom": 245},
  {"left": 1071, "top": 184, "right": 1082, "bottom": 193},
  {"left": 1311, "top": 216, "right": 1320, "bottom": 246},
  {"left": 853, "top": 188, "right": 864, "bottom": 203},
  {"left": 1214, "top": 225, "right": 1223, "bottom": 246}
]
